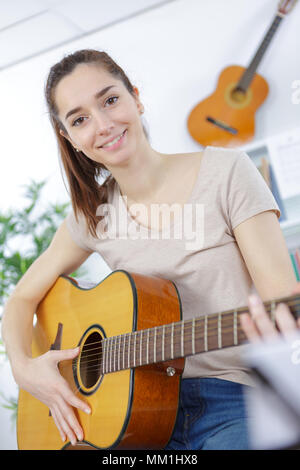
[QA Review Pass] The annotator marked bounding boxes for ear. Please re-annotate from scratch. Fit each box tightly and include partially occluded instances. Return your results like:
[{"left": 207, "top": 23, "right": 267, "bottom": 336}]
[
  {"left": 59, "top": 128, "right": 68, "bottom": 140},
  {"left": 59, "top": 128, "right": 76, "bottom": 147},
  {"left": 132, "top": 86, "right": 144, "bottom": 114}
]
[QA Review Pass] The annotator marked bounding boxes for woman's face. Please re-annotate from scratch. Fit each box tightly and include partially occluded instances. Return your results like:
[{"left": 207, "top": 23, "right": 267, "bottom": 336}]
[{"left": 55, "top": 63, "right": 144, "bottom": 168}]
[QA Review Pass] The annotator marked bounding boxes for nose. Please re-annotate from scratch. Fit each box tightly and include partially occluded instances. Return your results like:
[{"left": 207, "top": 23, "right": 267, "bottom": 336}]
[{"left": 93, "top": 110, "right": 114, "bottom": 135}]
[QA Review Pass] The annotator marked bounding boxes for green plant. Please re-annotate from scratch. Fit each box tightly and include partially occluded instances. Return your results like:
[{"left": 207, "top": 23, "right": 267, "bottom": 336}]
[
  {"left": 0, "top": 391, "right": 18, "bottom": 426},
  {"left": 0, "top": 179, "right": 85, "bottom": 318},
  {"left": 0, "top": 179, "right": 87, "bottom": 426}
]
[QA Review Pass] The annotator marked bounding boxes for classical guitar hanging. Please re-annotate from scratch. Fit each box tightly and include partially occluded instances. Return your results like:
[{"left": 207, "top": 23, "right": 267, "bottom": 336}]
[
  {"left": 17, "top": 270, "right": 300, "bottom": 450},
  {"left": 187, "top": 0, "right": 297, "bottom": 148}
]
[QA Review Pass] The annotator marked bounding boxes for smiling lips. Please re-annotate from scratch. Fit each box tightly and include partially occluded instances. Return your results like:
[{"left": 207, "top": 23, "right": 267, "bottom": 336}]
[{"left": 100, "top": 130, "right": 127, "bottom": 149}]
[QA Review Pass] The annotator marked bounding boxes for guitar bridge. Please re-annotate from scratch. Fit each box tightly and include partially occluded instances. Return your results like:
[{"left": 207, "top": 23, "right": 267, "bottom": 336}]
[{"left": 206, "top": 116, "right": 238, "bottom": 135}]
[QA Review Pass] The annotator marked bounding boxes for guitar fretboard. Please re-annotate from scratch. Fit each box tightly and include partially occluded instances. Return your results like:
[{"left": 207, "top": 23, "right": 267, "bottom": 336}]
[
  {"left": 100, "top": 312, "right": 244, "bottom": 374},
  {"left": 237, "top": 14, "right": 283, "bottom": 92},
  {"left": 97, "top": 294, "right": 300, "bottom": 375}
]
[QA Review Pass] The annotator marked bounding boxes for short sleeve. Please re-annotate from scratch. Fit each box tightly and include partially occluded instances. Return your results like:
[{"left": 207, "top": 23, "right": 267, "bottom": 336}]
[
  {"left": 65, "top": 210, "right": 94, "bottom": 253},
  {"left": 225, "top": 151, "right": 281, "bottom": 232}
]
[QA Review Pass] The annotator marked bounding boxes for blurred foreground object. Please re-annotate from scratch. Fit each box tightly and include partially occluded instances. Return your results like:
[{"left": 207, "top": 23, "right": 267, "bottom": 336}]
[{"left": 244, "top": 331, "right": 300, "bottom": 449}]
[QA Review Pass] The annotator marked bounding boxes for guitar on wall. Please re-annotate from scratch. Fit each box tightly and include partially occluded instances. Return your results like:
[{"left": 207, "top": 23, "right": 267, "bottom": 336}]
[
  {"left": 17, "top": 270, "right": 300, "bottom": 450},
  {"left": 187, "top": 0, "right": 297, "bottom": 148}
]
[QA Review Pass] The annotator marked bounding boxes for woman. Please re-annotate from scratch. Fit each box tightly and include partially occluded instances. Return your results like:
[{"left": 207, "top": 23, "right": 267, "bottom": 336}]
[{"left": 1, "top": 49, "right": 297, "bottom": 449}]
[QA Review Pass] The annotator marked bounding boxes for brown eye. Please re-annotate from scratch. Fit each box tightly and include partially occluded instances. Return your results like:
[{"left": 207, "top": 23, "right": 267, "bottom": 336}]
[
  {"left": 72, "top": 116, "right": 86, "bottom": 127},
  {"left": 105, "top": 96, "right": 119, "bottom": 106}
]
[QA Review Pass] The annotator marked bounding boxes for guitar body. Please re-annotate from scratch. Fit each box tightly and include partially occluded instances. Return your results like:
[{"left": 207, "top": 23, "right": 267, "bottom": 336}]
[
  {"left": 17, "top": 270, "right": 184, "bottom": 450},
  {"left": 187, "top": 65, "right": 269, "bottom": 147},
  {"left": 15, "top": 268, "right": 300, "bottom": 450}
]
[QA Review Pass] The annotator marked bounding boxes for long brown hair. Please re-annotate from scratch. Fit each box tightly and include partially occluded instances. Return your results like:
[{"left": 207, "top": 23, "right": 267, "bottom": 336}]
[{"left": 45, "top": 49, "right": 147, "bottom": 237}]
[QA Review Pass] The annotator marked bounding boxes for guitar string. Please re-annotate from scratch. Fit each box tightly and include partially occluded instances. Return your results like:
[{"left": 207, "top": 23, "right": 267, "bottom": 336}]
[
  {"left": 69, "top": 322, "right": 268, "bottom": 374},
  {"left": 71, "top": 328, "right": 243, "bottom": 372},
  {"left": 62, "top": 303, "right": 293, "bottom": 415},
  {"left": 70, "top": 322, "right": 297, "bottom": 375},
  {"left": 65, "top": 298, "right": 300, "bottom": 376},
  {"left": 71, "top": 316, "right": 298, "bottom": 372},
  {"left": 61, "top": 297, "right": 300, "bottom": 394},
  {"left": 72, "top": 317, "right": 245, "bottom": 365},
  {"left": 72, "top": 296, "right": 300, "bottom": 361},
  {"left": 70, "top": 331, "right": 241, "bottom": 375},
  {"left": 71, "top": 319, "right": 243, "bottom": 363},
  {"left": 71, "top": 297, "right": 300, "bottom": 368},
  {"left": 73, "top": 321, "right": 244, "bottom": 365}
]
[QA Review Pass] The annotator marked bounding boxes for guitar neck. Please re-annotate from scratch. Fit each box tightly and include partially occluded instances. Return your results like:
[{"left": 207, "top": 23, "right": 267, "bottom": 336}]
[
  {"left": 237, "top": 13, "right": 284, "bottom": 92},
  {"left": 100, "top": 293, "right": 300, "bottom": 374}
]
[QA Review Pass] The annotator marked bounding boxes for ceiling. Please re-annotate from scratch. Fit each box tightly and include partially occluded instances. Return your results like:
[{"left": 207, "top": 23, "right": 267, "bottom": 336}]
[{"left": 0, "top": 0, "right": 175, "bottom": 71}]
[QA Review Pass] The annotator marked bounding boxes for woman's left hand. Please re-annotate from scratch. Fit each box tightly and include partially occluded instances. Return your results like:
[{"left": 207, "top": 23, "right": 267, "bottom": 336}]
[{"left": 240, "top": 283, "right": 300, "bottom": 342}]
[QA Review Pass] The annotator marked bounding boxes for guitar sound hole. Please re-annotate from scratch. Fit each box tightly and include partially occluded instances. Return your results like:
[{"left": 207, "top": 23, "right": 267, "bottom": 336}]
[
  {"left": 79, "top": 330, "right": 103, "bottom": 390},
  {"left": 230, "top": 87, "right": 247, "bottom": 103}
]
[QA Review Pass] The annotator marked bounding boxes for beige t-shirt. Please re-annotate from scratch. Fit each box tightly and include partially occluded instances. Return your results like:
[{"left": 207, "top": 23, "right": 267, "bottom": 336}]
[{"left": 66, "top": 146, "right": 280, "bottom": 387}]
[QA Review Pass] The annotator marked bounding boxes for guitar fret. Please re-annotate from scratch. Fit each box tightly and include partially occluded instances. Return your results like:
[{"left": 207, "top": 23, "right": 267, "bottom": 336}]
[
  {"left": 171, "top": 323, "right": 174, "bottom": 359},
  {"left": 204, "top": 315, "right": 208, "bottom": 352},
  {"left": 118, "top": 335, "right": 121, "bottom": 371},
  {"left": 107, "top": 338, "right": 110, "bottom": 373},
  {"left": 114, "top": 336, "right": 119, "bottom": 372},
  {"left": 108, "top": 338, "right": 110, "bottom": 373},
  {"left": 106, "top": 338, "right": 109, "bottom": 373},
  {"left": 154, "top": 327, "right": 157, "bottom": 363},
  {"left": 192, "top": 318, "right": 195, "bottom": 355},
  {"left": 127, "top": 334, "right": 131, "bottom": 369},
  {"left": 111, "top": 337, "right": 114, "bottom": 372},
  {"left": 140, "top": 330, "right": 143, "bottom": 365},
  {"left": 218, "top": 313, "right": 222, "bottom": 349},
  {"left": 146, "top": 329, "right": 150, "bottom": 364},
  {"left": 122, "top": 335, "right": 125, "bottom": 370},
  {"left": 133, "top": 332, "right": 137, "bottom": 368},
  {"left": 162, "top": 325, "right": 165, "bottom": 361},
  {"left": 113, "top": 336, "right": 117, "bottom": 372},
  {"left": 114, "top": 337, "right": 116, "bottom": 371},
  {"left": 105, "top": 338, "right": 108, "bottom": 373},
  {"left": 233, "top": 311, "right": 238, "bottom": 346},
  {"left": 102, "top": 338, "right": 106, "bottom": 374},
  {"left": 111, "top": 337, "right": 113, "bottom": 372},
  {"left": 109, "top": 337, "right": 113, "bottom": 372}
]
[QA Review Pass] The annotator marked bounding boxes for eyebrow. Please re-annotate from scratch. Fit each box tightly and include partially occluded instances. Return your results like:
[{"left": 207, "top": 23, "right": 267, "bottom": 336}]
[{"left": 64, "top": 85, "right": 116, "bottom": 121}]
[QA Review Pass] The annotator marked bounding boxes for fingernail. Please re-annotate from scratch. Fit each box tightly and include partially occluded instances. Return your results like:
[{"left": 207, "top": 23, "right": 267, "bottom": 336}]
[
  {"left": 249, "top": 294, "right": 260, "bottom": 306},
  {"left": 85, "top": 407, "right": 91, "bottom": 414},
  {"left": 277, "top": 302, "right": 288, "bottom": 311}
]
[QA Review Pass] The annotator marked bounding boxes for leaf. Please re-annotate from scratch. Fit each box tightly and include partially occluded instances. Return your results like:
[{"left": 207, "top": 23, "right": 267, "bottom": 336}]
[
  {"left": 0, "top": 178, "right": 88, "bottom": 424},
  {"left": 0, "top": 179, "right": 76, "bottom": 310}
]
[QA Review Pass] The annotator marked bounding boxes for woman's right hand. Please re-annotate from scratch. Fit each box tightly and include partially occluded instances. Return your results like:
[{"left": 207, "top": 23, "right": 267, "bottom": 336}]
[
  {"left": 240, "top": 283, "right": 300, "bottom": 342},
  {"left": 14, "top": 347, "right": 91, "bottom": 446}
]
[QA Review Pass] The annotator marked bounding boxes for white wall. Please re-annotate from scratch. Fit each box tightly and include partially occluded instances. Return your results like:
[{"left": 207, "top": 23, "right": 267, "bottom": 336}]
[{"left": 1, "top": 0, "right": 299, "bottom": 449}]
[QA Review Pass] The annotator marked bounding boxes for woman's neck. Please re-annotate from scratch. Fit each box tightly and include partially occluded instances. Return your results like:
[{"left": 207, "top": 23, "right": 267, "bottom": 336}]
[{"left": 106, "top": 141, "right": 170, "bottom": 203}]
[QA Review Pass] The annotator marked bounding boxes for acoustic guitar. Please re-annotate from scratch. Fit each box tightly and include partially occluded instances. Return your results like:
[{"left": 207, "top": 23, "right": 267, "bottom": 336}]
[
  {"left": 187, "top": 0, "right": 297, "bottom": 148},
  {"left": 17, "top": 270, "right": 300, "bottom": 450}
]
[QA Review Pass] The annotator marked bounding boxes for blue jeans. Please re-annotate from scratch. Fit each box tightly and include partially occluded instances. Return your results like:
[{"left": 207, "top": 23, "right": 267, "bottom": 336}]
[{"left": 165, "top": 377, "right": 251, "bottom": 450}]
